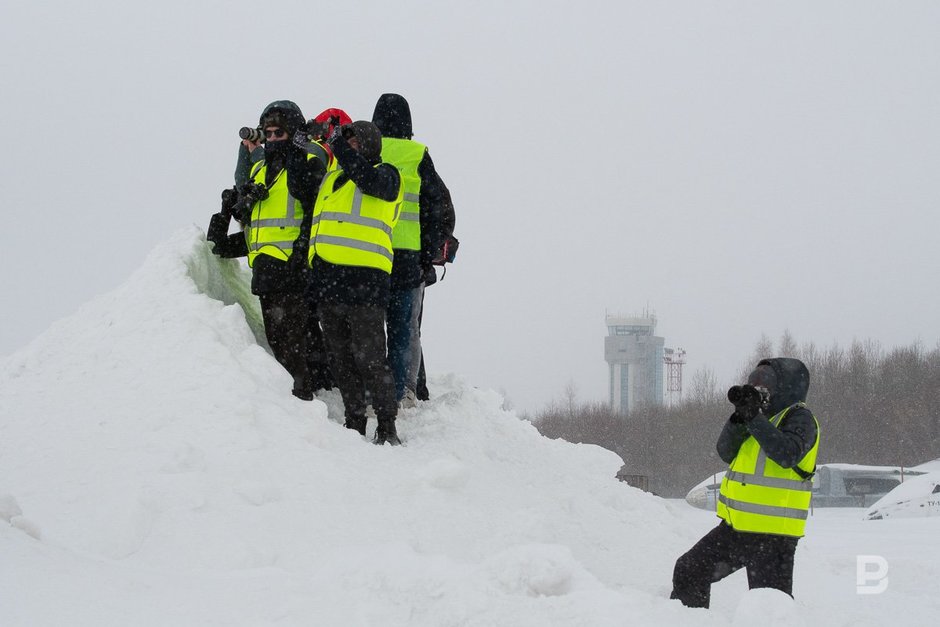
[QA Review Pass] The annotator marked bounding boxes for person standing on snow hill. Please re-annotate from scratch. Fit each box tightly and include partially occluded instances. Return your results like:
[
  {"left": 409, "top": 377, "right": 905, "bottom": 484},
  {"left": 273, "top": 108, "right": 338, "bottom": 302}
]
[
  {"left": 207, "top": 100, "right": 330, "bottom": 400},
  {"left": 670, "top": 357, "right": 820, "bottom": 608},
  {"left": 371, "top": 93, "right": 456, "bottom": 407},
  {"left": 307, "top": 121, "right": 404, "bottom": 445}
]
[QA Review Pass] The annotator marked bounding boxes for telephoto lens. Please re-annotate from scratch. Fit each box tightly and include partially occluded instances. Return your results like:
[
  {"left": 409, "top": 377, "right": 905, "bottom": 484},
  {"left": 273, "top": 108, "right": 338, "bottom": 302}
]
[
  {"left": 239, "top": 127, "right": 264, "bottom": 143},
  {"left": 727, "top": 386, "right": 745, "bottom": 405}
]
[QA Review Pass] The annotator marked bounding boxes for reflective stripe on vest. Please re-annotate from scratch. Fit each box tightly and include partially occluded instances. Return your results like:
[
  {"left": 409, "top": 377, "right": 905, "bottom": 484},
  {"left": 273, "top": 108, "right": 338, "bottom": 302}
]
[
  {"left": 716, "top": 402, "right": 820, "bottom": 537},
  {"left": 380, "top": 138, "right": 424, "bottom": 251},
  {"left": 244, "top": 159, "right": 309, "bottom": 267},
  {"left": 308, "top": 168, "right": 402, "bottom": 273}
]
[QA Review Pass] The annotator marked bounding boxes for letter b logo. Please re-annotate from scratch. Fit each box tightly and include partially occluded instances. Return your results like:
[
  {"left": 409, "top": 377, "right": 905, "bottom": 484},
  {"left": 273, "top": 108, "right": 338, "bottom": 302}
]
[{"left": 856, "top": 555, "right": 889, "bottom": 595}]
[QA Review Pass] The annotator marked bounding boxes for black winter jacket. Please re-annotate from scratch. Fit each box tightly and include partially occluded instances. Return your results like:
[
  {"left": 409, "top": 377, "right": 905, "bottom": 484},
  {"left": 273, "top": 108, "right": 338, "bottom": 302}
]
[
  {"left": 306, "top": 134, "right": 401, "bottom": 307},
  {"left": 372, "top": 93, "right": 456, "bottom": 290},
  {"left": 717, "top": 358, "right": 818, "bottom": 470}
]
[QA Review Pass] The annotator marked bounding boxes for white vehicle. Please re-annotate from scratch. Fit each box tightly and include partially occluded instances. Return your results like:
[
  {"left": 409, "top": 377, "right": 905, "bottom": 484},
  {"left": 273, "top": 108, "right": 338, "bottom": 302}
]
[
  {"left": 684, "top": 471, "right": 726, "bottom": 510},
  {"left": 865, "top": 471, "right": 940, "bottom": 520}
]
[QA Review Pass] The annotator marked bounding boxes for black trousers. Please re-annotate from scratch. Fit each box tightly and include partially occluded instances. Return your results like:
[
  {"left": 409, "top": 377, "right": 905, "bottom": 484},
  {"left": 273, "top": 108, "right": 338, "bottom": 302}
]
[
  {"left": 414, "top": 288, "right": 429, "bottom": 400},
  {"left": 259, "top": 292, "right": 312, "bottom": 396},
  {"left": 318, "top": 302, "right": 398, "bottom": 422},
  {"left": 671, "top": 521, "right": 799, "bottom": 608},
  {"left": 303, "top": 297, "right": 334, "bottom": 391}
]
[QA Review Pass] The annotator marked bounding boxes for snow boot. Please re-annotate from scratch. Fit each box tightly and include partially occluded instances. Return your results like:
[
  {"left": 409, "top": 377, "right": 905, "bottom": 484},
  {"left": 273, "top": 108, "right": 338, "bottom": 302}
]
[
  {"left": 373, "top": 418, "right": 402, "bottom": 446},
  {"left": 345, "top": 416, "right": 367, "bottom": 436}
]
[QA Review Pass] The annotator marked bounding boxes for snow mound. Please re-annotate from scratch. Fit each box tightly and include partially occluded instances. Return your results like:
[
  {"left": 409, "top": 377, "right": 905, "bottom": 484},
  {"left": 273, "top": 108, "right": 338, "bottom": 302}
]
[
  {"left": 732, "top": 588, "right": 800, "bottom": 626},
  {"left": 0, "top": 227, "right": 704, "bottom": 626}
]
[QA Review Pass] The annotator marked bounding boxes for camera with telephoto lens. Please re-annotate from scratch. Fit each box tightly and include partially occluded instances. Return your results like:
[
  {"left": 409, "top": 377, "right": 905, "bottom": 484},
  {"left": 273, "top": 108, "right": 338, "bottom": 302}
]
[
  {"left": 239, "top": 126, "right": 264, "bottom": 143},
  {"left": 727, "top": 384, "right": 770, "bottom": 409}
]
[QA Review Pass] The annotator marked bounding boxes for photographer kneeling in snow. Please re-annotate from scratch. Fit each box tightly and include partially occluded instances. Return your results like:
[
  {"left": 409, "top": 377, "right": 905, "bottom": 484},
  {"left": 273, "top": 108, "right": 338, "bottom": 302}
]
[{"left": 671, "top": 357, "right": 820, "bottom": 608}]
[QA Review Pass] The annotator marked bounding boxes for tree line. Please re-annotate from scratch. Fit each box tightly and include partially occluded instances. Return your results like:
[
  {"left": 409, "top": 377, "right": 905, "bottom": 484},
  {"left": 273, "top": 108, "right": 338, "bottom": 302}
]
[{"left": 533, "top": 333, "right": 940, "bottom": 497}]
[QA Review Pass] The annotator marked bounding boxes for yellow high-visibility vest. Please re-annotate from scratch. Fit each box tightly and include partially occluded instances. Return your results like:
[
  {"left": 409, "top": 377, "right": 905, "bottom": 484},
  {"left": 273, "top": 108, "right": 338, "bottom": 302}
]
[
  {"left": 308, "top": 168, "right": 403, "bottom": 273},
  {"left": 380, "top": 138, "right": 425, "bottom": 251},
  {"left": 244, "top": 157, "right": 310, "bottom": 266},
  {"left": 717, "top": 403, "right": 820, "bottom": 537}
]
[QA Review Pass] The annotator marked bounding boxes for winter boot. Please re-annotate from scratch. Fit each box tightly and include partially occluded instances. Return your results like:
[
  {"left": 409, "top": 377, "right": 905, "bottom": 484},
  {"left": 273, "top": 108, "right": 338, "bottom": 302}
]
[
  {"left": 292, "top": 375, "right": 315, "bottom": 401},
  {"left": 292, "top": 386, "right": 314, "bottom": 401},
  {"left": 373, "top": 418, "right": 402, "bottom": 446},
  {"left": 345, "top": 416, "right": 367, "bottom": 436}
]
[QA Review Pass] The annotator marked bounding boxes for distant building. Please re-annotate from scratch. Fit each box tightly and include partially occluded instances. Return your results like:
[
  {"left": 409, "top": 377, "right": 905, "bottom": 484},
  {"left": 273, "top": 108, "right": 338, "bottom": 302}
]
[{"left": 605, "top": 315, "right": 665, "bottom": 413}]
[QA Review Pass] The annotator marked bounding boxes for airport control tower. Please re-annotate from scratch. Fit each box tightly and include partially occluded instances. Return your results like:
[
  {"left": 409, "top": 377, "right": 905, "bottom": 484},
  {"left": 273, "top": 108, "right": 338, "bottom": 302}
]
[{"left": 605, "top": 314, "right": 665, "bottom": 413}]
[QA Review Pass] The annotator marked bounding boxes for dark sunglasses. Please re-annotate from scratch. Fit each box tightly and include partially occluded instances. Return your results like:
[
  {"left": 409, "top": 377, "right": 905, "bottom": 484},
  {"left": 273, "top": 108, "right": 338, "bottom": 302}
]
[{"left": 264, "top": 128, "right": 287, "bottom": 139}]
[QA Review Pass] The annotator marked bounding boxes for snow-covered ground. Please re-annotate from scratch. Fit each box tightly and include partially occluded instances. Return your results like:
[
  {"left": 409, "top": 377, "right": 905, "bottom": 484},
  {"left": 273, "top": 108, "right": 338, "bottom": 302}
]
[{"left": 1, "top": 228, "right": 938, "bottom": 626}]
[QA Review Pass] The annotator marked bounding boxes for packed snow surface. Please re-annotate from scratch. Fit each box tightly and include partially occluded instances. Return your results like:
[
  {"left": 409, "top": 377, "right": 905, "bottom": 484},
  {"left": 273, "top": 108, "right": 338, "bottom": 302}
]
[{"left": 1, "top": 228, "right": 938, "bottom": 625}]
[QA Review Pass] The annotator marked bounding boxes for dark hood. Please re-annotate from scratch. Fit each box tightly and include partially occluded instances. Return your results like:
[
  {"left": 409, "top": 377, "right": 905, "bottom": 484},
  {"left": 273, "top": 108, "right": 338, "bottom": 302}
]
[
  {"left": 347, "top": 120, "right": 384, "bottom": 163},
  {"left": 758, "top": 357, "right": 810, "bottom": 415},
  {"left": 259, "top": 100, "right": 306, "bottom": 136},
  {"left": 372, "top": 93, "right": 412, "bottom": 139}
]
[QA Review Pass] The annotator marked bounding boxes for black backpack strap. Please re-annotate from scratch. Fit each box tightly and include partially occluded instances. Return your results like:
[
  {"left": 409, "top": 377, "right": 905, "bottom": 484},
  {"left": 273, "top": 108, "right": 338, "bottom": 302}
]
[{"left": 793, "top": 465, "right": 815, "bottom": 481}]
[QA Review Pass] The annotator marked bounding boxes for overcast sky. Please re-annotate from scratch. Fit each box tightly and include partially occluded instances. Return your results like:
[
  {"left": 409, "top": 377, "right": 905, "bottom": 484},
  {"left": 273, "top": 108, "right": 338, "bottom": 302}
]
[{"left": 2, "top": 0, "right": 938, "bottom": 414}]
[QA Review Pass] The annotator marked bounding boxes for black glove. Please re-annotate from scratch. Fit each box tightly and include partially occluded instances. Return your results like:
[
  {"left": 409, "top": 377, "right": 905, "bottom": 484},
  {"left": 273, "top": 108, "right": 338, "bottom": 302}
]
[
  {"left": 220, "top": 186, "right": 238, "bottom": 218},
  {"left": 326, "top": 124, "right": 348, "bottom": 150},
  {"left": 421, "top": 263, "right": 438, "bottom": 287},
  {"left": 727, "top": 385, "right": 768, "bottom": 422}
]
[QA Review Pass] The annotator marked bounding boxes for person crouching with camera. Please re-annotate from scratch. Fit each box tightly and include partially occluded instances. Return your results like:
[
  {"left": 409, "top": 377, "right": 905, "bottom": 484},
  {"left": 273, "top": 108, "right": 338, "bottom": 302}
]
[{"left": 670, "top": 358, "right": 820, "bottom": 608}]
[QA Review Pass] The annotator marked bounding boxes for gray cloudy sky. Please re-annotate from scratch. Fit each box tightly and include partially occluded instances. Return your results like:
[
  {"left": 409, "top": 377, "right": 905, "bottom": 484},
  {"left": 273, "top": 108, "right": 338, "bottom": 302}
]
[{"left": 2, "top": 0, "right": 938, "bottom": 413}]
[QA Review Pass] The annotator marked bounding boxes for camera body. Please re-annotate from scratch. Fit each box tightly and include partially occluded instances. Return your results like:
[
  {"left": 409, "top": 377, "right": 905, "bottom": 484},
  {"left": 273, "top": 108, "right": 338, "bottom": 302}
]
[
  {"left": 230, "top": 182, "right": 269, "bottom": 223},
  {"left": 727, "top": 384, "right": 770, "bottom": 410},
  {"left": 239, "top": 126, "right": 264, "bottom": 143},
  {"left": 291, "top": 116, "right": 340, "bottom": 148}
]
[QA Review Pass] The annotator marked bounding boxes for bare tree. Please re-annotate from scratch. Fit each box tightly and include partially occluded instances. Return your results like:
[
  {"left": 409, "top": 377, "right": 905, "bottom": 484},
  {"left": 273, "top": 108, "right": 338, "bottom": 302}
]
[
  {"left": 564, "top": 379, "right": 578, "bottom": 418},
  {"left": 740, "top": 333, "right": 774, "bottom": 379},
  {"left": 688, "top": 366, "right": 722, "bottom": 405},
  {"left": 779, "top": 328, "right": 798, "bottom": 357}
]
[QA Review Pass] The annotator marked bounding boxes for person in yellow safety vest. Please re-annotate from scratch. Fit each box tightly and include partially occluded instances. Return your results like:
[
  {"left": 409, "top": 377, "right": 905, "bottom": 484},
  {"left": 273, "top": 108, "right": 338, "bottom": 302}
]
[
  {"left": 371, "top": 93, "right": 456, "bottom": 407},
  {"left": 306, "top": 120, "right": 405, "bottom": 445},
  {"left": 671, "top": 357, "right": 820, "bottom": 608},
  {"left": 207, "top": 100, "right": 331, "bottom": 400}
]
